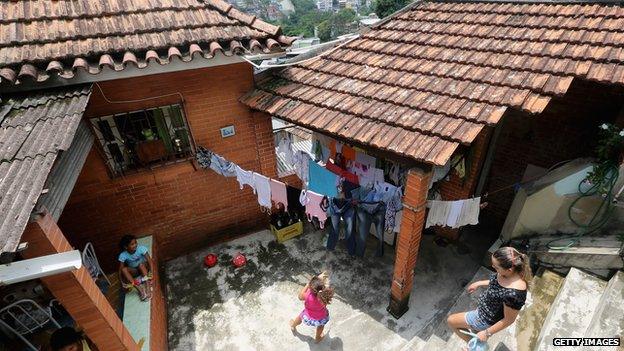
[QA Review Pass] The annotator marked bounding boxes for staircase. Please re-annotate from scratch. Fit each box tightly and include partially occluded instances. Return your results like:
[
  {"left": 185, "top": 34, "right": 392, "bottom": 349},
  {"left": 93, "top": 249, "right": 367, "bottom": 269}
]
[{"left": 404, "top": 267, "right": 623, "bottom": 351}]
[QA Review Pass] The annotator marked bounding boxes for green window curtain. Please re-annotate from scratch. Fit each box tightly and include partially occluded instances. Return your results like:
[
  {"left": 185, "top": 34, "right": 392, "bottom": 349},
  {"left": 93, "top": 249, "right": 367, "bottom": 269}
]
[{"left": 153, "top": 108, "right": 173, "bottom": 153}]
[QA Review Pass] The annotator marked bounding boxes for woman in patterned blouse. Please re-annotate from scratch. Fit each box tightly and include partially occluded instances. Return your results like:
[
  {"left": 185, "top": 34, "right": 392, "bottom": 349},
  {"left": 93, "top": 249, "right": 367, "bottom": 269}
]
[{"left": 447, "top": 246, "right": 532, "bottom": 349}]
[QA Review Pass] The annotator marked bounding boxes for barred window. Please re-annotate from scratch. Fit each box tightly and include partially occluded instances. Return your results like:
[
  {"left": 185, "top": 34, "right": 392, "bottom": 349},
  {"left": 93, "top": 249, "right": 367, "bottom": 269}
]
[{"left": 90, "top": 104, "right": 193, "bottom": 176}]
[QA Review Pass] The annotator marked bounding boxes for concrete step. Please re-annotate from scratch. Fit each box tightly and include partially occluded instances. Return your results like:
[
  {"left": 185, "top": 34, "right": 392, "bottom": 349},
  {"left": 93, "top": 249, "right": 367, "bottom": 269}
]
[
  {"left": 433, "top": 267, "right": 493, "bottom": 340},
  {"left": 327, "top": 309, "right": 409, "bottom": 351},
  {"left": 514, "top": 269, "right": 565, "bottom": 351},
  {"left": 527, "top": 235, "right": 624, "bottom": 270},
  {"left": 418, "top": 334, "right": 447, "bottom": 351},
  {"left": 534, "top": 267, "right": 608, "bottom": 351},
  {"left": 585, "top": 270, "right": 624, "bottom": 340}
]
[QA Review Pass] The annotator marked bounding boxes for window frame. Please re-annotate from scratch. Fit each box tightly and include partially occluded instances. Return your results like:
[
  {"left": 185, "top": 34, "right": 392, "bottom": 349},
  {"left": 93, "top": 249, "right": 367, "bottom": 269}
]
[{"left": 88, "top": 103, "right": 195, "bottom": 178}]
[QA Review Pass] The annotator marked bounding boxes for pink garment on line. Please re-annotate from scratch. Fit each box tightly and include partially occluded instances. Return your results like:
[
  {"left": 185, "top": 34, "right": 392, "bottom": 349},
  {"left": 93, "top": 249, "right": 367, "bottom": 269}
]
[
  {"left": 302, "top": 289, "right": 328, "bottom": 320},
  {"left": 270, "top": 179, "right": 288, "bottom": 208},
  {"left": 301, "top": 190, "right": 327, "bottom": 229}
]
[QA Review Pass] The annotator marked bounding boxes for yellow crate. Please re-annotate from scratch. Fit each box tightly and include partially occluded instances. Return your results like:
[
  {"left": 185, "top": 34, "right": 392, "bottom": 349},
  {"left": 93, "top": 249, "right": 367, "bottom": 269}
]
[{"left": 270, "top": 221, "right": 304, "bottom": 243}]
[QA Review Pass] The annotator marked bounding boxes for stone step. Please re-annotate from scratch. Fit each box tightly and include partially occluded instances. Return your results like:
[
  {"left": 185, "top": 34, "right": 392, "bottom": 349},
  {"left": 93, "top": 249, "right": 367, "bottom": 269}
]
[
  {"left": 513, "top": 269, "right": 565, "bottom": 351},
  {"left": 527, "top": 235, "right": 624, "bottom": 270},
  {"left": 327, "top": 309, "right": 409, "bottom": 351},
  {"left": 534, "top": 267, "right": 608, "bottom": 351},
  {"left": 418, "top": 334, "right": 447, "bottom": 351},
  {"left": 432, "top": 266, "right": 492, "bottom": 340},
  {"left": 584, "top": 270, "right": 624, "bottom": 341}
]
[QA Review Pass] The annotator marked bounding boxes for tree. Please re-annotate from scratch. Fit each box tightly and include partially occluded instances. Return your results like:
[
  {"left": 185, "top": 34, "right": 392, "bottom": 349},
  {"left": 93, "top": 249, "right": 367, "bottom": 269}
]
[
  {"left": 317, "top": 20, "right": 332, "bottom": 41},
  {"left": 374, "top": 0, "right": 410, "bottom": 18},
  {"left": 332, "top": 8, "right": 357, "bottom": 37}
]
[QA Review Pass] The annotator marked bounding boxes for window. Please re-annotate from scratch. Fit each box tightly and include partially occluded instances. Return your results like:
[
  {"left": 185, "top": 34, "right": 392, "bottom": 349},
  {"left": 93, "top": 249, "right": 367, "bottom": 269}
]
[{"left": 90, "top": 104, "right": 193, "bottom": 176}]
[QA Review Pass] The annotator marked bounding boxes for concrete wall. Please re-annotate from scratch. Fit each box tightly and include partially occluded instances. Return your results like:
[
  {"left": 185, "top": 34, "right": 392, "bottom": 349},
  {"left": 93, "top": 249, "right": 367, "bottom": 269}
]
[
  {"left": 502, "top": 160, "right": 624, "bottom": 241},
  {"left": 59, "top": 64, "right": 280, "bottom": 271}
]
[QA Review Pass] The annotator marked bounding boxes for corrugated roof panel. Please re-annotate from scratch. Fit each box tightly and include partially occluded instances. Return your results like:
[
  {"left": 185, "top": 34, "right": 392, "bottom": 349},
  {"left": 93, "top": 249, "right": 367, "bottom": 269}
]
[{"left": 0, "top": 85, "right": 91, "bottom": 254}]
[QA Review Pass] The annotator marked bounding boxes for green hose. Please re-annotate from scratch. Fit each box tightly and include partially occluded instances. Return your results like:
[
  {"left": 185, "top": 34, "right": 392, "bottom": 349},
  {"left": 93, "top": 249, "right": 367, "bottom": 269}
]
[{"left": 547, "top": 163, "right": 619, "bottom": 250}]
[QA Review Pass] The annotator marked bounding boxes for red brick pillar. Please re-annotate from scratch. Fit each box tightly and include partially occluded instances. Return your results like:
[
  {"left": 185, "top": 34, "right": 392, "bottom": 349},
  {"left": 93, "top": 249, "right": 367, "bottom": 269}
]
[
  {"left": 21, "top": 212, "right": 139, "bottom": 351},
  {"left": 253, "top": 111, "right": 278, "bottom": 179},
  {"left": 388, "top": 166, "right": 432, "bottom": 318}
]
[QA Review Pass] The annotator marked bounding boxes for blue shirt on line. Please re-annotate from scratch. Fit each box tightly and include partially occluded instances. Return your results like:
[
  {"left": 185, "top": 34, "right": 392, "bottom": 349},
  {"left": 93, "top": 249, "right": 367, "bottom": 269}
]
[{"left": 118, "top": 245, "right": 148, "bottom": 268}]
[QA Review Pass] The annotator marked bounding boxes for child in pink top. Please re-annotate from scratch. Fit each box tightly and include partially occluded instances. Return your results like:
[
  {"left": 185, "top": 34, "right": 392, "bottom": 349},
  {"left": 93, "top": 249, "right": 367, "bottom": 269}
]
[{"left": 290, "top": 272, "right": 334, "bottom": 343}]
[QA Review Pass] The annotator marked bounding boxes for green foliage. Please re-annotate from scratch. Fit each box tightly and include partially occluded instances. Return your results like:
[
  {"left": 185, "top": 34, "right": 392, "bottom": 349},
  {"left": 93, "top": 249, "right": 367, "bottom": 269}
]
[
  {"left": 374, "top": 0, "right": 410, "bottom": 18},
  {"left": 277, "top": 0, "right": 357, "bottom": 40},
  {"left": 317, "top": 20, "right": 332, "bottom": 41},
  {"left": 586, "top": 123, "right": 624, "bottom": 191}
]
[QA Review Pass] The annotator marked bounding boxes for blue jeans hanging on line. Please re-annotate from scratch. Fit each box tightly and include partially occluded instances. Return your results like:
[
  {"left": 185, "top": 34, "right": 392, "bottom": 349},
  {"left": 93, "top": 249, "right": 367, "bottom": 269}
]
[
  {"left": 326, "top": 199, "right": 355, "bottom": 252},
  {"left": 356, "top": 202, "right": 386, "bottom": 257}
]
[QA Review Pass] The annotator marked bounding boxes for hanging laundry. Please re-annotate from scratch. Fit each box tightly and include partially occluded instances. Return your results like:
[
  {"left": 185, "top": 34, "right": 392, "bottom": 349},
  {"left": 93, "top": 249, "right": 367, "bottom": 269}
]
[
  {"left": 320, "top": 144, "right": 331, "bottom": 163},
  {"left": 287, "top": 185, "right": 304, "bottom": 216},
  {"left": 341, "top": 145, "right": 356, "bottom": 162},
  {"left": 235, "top": 165, "right": 256, "bottom": 192},
  {"left": 353, "top": 165, "right": 385, "bottom": 188},
  {"left": 326, "top": 161, "right": 359, "bottom": 185},
  {"left": 457, "top": 197, "right": 481, "bottom": 227},
  {"left": 293, "top": 151, "right": 311, "bottom": 185},
  {"left": 452, "top": 154, "right": 466, "bottom": 179},
  {"left": 425, "top": 197, "right": 481, "bottom": 228},
  {"left": 312, "top": 139, "right": 323, "bottom": 162},
  {"left": 210, "top": 154, "right": 237, "bottom": 177},
  {"left": 277, "top": 137, "right": 294, "bottom": 166},
  {"left": 384, "top": 186, "right": 403, "bottom": 233},
  {"left": 195, "top": 146, "right": 214, "bottom": 168},
  {"left": 355, "top": 150, "right": 376, "bottom": 169},
  {"left": 253, "top": 172, "right": 272, "bottom": 210},
  {"left": 308, "top": 159, "right": 339, "bottom": 197},
  {"left": 270, "top": 179, "right": 288, "bottom": 208},
  {"left": 299, "top": 189, "right": 328, "bottom": 228},
  {"left": 429, "top": 159, "right": 452, "bottom": 190},
  {"left": 388, "top": 163, "right": 401, "bottom": 185}
]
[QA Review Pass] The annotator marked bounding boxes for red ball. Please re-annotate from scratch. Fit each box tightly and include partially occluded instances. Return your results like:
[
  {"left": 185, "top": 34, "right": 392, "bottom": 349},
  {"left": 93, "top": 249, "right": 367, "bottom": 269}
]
[
  {"left": 204, "top": 254, "right": 218, "bottom": 268},
  {"left": 232, "top": 253, "right": 246, "bottom": 268}
]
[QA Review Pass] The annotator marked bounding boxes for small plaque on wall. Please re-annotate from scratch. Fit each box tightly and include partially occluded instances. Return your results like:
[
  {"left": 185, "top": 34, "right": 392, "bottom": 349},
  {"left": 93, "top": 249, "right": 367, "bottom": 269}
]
[{"left": 220, "top": 125, "right": 235, "bottom": 138}]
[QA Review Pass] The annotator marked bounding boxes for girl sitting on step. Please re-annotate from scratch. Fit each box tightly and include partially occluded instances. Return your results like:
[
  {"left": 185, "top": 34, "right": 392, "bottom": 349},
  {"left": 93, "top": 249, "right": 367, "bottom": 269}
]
[{"left": 447, "top": 246, "right": 532, "bottom": 350}]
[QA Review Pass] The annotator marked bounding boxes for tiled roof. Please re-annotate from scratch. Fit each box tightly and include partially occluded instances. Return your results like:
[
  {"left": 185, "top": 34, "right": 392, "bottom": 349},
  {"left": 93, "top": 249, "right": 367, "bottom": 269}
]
[
  {"left": 242, "top": 1, "right": 624, "bottom": 166},
  {"left": 0, "top": 85, "right": 91, "bottom": 253},
  {"left": 0, "top": 0, "right": 294, "bottom": 86}
]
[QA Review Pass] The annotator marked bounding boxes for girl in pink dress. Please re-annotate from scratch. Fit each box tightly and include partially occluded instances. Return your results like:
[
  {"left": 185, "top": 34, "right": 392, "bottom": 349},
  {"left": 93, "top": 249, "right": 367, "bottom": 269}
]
[{"left": 290, "top": 272, "right": 334, "bottom": 343}]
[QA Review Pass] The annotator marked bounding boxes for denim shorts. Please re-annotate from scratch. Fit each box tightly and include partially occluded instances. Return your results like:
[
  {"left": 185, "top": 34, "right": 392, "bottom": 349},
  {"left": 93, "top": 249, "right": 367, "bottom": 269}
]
[{"left": 465, "top": 310, "right": 490, "bottom": 331}]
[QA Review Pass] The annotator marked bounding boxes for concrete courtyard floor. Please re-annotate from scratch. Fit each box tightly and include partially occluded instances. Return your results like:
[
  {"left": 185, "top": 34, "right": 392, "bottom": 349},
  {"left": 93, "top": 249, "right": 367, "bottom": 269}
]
[{"left": 164, "top": 225, "right": 493, "bottom": 351}]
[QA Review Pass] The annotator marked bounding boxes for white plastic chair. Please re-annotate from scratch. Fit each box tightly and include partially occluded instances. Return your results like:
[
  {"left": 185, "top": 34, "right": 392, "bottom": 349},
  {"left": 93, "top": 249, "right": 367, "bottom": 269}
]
[
  {"left": 0, "top": 299, "right": 61, "bottom": 351},
  {"left": 82, "top": 242, "right": 111, "bottom": 286}
]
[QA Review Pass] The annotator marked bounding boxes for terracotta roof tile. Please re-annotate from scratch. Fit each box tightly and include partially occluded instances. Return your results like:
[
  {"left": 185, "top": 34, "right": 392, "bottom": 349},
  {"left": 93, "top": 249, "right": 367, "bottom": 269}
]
[
  {"left": 0, "top": 0, "right": 293, "bottom": 86},
  {"left": 242, "top": 1, "right": 624, "bottom": 166}
]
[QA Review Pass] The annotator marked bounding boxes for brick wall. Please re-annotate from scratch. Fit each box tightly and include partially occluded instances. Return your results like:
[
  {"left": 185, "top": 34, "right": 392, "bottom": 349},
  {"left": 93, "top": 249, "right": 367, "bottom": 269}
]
[
  {"left": 59, "top": 64, "right": 280, "bottom": 271},
  {"left": 150, "top": 237, "right": 168, "bottom": 351},
  {"left": 482, "top": 79, "right": 624, "bottom": 227}
]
